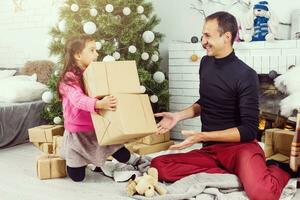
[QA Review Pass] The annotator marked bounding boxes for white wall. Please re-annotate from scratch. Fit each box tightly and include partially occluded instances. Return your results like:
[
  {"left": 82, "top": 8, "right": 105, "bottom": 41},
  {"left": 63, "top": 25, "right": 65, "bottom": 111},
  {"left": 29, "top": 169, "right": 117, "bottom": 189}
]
[{"left": 0, "top": 0, "right": 299, "bottom": 69}]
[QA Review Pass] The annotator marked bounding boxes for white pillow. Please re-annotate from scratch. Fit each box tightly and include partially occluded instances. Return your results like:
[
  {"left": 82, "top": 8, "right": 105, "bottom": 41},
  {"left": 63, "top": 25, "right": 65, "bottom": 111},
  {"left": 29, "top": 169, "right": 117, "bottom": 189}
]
[
  {"left": 0, "top": 70, "right": 17, "bottom": 79},
  {"left": 0, "top": 79, "right": 48, "bottom": 103},
  {"left": 3, "top": 73, "right": 37, "bottom": 82}
]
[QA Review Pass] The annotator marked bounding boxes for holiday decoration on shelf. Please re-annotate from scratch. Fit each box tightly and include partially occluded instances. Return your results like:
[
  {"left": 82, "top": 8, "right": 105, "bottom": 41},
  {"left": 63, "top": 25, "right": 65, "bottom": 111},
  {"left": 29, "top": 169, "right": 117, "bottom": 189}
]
[
  {"left": 43, "top": 0, "right": 168, "bottom": 124},
  {"left": 191, "top": 36, "right": 199, "bottom": 43},
  {"left": 191, "top": 54, "right": 199, "bottom": 62},
  {"left": 243, "top": 1, "right": 278, "bottom": 42}
]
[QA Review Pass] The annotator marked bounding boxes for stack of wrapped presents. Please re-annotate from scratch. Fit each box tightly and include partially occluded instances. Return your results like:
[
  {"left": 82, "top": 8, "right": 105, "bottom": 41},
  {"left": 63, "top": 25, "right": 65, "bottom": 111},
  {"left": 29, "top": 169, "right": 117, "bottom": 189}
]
[
  {"left": 83, "top": 60, "right": 174, "bottom": 151},
  {"left": 28, "top": 125, "right": 66, "bottom": 180}
]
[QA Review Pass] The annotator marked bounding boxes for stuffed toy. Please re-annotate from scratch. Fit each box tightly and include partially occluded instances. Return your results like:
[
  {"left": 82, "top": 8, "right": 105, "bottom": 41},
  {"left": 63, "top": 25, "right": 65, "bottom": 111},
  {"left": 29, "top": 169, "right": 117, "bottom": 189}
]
[
  {"left": 19, "top": 60, "right": 54, "bottom": 84},
  {"left": 126, "top": 167, "right": 167, "bottom": 197},
  {"left": 243, "top": 1, "right": 278, "bottom": 42}
]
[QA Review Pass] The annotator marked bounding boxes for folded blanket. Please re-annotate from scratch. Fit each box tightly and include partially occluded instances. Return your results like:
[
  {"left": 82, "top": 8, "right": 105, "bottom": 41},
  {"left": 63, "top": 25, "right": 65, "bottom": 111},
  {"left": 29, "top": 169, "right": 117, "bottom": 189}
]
[{"left": 131, "top": 172, "right": 297, "bottom": 200}]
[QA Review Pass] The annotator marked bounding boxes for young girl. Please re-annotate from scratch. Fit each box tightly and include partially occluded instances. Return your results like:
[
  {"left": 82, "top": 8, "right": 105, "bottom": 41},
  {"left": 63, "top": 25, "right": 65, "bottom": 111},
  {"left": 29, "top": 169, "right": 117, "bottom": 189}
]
[{"left": 58, "top": 34, "right": 149, "bottom": 182}]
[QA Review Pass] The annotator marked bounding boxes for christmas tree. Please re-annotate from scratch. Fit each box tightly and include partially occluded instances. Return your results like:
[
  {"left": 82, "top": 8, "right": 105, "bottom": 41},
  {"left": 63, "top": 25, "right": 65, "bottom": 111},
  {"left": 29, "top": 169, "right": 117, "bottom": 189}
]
[{"left": 42, "top": 0, "right": 169, "bottom": 124}]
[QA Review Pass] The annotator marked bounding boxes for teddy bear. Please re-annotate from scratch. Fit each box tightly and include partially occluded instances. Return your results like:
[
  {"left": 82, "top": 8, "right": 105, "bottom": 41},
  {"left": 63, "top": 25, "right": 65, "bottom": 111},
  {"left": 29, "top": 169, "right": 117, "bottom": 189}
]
[
  {"left": 126, "top": 167, "right": 167, "bottom": 197},
  {"left": 243, "top": 1, "right": 278, "bottom": 42}
]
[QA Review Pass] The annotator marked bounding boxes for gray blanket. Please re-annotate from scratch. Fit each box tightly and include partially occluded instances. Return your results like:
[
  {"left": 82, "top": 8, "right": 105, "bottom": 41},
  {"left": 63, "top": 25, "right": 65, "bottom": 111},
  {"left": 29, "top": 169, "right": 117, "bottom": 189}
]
[
  {"left": 132, "top": 173, "right": 297, "bottom": 200},
  {"left": 0, "top": 100, "right": 45, "bottom": 148}
]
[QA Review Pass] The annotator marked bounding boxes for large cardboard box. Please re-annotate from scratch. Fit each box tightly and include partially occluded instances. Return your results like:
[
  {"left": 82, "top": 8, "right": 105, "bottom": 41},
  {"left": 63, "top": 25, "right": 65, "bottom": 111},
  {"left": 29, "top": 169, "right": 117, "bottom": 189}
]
[
  {"left": 36, "top": 155, "right": 66, "bottom": 180},
  {"left": 29, "top": 125, "right": 64, "bottom": 143},
  {"left": 92, "top": 94, "right": 157, "bottom": 145},
  {"left": 83, "top": 61, "right": 142, "bottom": 97}
]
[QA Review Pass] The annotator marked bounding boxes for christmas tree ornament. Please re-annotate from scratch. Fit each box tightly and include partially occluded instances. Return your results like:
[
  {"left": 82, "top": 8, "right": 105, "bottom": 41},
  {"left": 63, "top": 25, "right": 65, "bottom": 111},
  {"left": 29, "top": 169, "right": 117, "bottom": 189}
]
[
  {"left": 70, "top": 4, "right": 79, "bottom": 12},
  {"left": 140, "top": 85, "right": 146, "bottom": 93},
  {"left": 90, "top": 8, "right": 98, "bottom": 17},
  {"left": 42, "top": 91, "right": 53, "bottom": 103},
  {"left": 46, "top": 107, "right": 51, "bottom": 112},
  {"left": 113, "top": 52, "right": 121, "bottom": 60},
  {"left": 143, "top": 31, "right": 155, "bottom": 43},
  {"left": 150, "top": 95, "right": 158, "bottom": 103},
  {"left": 83, "top": 21, "right": 97, "bottom": 35},
  {"left": 103, "top": 55, "right": 116, "bottom": 62},
  {"left": 191, "top": 54, "right": 199, "bottom": 62},
  {"left": 153, "top": 71, "right": 165, "bottom": 83},
  {"left": 137, "top": 6, "right": 144, "bottom": 14},
  {"left": 54, "top": 70, "right": 60, "bottom": 76},
  {"left": 95, "top": 41, "right": 102, "bottom": 50},
  {"left": 191, "top": 36, "right": 199, "bottom": 43},
  {"left": 53, "top": 116, "right": 62, "bottom": 124},
  {"left": 128, "top": 45, "right": 137, "bottom": 53},
  {"left": 58, "top": 20, "right": 66, "bottom": 32},
  {"left": 141, "top": 52, "right": 149, "bottom": 60},
  {"left": 105, "top": 4, "right": 114, "bottom": 13},
  {"left": 123, "top": 7, "right": 131, "bottom": 16},
  {"left": 151, "top": 54, "right": 159, "bottom": 62}
]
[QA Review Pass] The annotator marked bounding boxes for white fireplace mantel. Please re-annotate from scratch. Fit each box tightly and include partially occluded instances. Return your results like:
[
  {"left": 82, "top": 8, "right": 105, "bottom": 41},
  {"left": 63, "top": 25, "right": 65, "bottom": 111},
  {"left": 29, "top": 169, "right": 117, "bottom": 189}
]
[{"left": 168, "top": 40, "right": 300, "bottom": 139}]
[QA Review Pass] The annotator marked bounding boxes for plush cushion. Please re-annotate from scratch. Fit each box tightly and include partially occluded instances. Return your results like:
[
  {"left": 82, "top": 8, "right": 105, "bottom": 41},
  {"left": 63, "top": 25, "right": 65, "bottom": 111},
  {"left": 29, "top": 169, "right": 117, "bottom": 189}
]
[
  {"left": 0, "top": 70, "right": 17, "bottom": 79},
  {"left": 19, "top": 60, "right": 54, "bottom": 84},
  {"left": 0, "top": 79, "right": 48, "bottom": 103}
]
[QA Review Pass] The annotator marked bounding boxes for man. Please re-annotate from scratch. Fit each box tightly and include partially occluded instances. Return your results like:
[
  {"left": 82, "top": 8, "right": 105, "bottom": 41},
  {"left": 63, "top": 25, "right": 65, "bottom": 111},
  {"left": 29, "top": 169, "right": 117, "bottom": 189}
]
[{"left": 151, "top": 11, "right": 290, "bottom": 200}]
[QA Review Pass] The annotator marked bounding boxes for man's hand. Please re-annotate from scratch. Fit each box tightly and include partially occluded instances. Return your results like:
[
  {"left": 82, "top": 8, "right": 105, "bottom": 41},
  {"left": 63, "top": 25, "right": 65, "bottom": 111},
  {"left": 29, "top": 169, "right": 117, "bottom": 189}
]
[
  {"left": 154, "top": 112, "right": 179, "bottom": 135},
  {"left": 169, "top": 130, "right": 205, "bottom": 150}
]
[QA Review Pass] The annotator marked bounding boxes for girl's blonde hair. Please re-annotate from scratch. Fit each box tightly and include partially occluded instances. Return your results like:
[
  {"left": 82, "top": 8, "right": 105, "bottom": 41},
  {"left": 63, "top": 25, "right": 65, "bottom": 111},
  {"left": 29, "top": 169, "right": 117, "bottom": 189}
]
[{"left": 57, "top": 34, "right": 94, "bottom": 99}]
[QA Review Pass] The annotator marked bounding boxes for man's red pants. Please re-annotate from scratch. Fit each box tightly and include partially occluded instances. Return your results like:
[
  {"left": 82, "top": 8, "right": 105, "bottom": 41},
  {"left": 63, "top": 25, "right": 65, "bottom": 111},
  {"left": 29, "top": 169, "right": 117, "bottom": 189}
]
[{"left": 150, "top": 141, "right": 290, "bottom": 200}]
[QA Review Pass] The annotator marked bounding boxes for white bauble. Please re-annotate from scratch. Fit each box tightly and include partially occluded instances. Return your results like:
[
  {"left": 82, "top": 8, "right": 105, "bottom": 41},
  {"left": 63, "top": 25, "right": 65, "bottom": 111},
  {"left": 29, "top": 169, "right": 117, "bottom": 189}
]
[
  {"left": 142, "top": 31, "right": 155, "bottom": 43},
  {"left": 54, "top": 70, "right": 60, "bottom": 76},
  {"left": 70, "top": 4, "right": 79, "bottom": 12},
  {"left": 42, "top": 91, "right": 53, "bottom": 103},
  {"left": 53, "top": 116, "right": 62, "bottom": 124},
  {"left": 113, "top": 52, "right": 121, "bottom": 60},
  {"left": 103, "top": 55, "right": 116, "bottom": 62},
  {"left": 123, "top": 7, "right": 131, "bottom": 16},
  {"left": 128, "top": 45, "right": 137, "bottom": 53},
  {"left": 137, "top": 6, "right": 144, "bottom": 14},
  {"left": 90, "top": 8, "right": 98, "bottom": 16},
  {"left": 58, "top": 20, "right": 66, "bottom": 32},
  {"left": 83, "top": 21, "right": 97, "bottom": 35},
  {"left": 150, "top": 95, "right": 158, "bottom": 103},
  {"left": 154, "top": 51, "right": 159, "bottom": 55},
  {"left": 95, "top": 42, "right": 102, "bottom": 50},
  {"left": 140, "top": 85, "right": 146, "bottom": 93},
  {"left": 151, "top": 54, "right": 159, "bottom": 62},
  {"left": 141, "top": 52, "right": 149, "bottom": 60},
  {"left": 153, "top": 71, "right": 165, "bottom": 83},
  {"left": 105, "top": 4, "right": 114, "bottom": 13},
  {"left": 46, "top": 107, "right": 51, "bottom": 112}
]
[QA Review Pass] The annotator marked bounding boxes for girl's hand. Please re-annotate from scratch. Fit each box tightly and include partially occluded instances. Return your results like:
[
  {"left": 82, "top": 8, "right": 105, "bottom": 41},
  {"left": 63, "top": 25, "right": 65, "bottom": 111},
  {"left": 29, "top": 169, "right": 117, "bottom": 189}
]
[{"left": 96, "top": 95, "right": 117, "bottom": 111}]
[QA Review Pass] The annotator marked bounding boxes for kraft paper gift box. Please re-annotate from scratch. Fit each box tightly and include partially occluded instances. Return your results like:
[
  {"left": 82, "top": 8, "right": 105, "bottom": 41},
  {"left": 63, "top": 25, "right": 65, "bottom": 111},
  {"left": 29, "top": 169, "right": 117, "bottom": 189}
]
[
  {"left": 33, "top": 142, "right": 53, "bottom": 154},
  {"left": 264, "top": 128, "right": 294, "bottom": 163},
  {"left": 83, "top": 61, "right": 142, "bottom": 98},
  {"left": 91, "top": 94, "right": 157, "bottom": 145},
  {"left": 53, "top": 135, "right": 64, "bottom": 157},
  {"left": 140, "top": 132, "right": 171, "bottom": 145},
  {"left": 132, "top": 141, "right": 175, "bottom": 155},
  {"left": 36, "top": 155, "right": 66, "bottom": 180},
  {"left": 29, "top": 125, "right": 64, "bottom": 143}
]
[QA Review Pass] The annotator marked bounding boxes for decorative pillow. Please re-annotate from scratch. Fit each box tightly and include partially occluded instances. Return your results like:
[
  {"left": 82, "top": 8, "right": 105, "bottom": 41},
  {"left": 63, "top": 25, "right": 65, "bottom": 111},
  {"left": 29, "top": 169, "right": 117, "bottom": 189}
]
[
  {"left": 0, "top": 70, "right": 17, "bottom": 79},
  {"left": 0, "top": 79, "right": 48, "bottom": 103},
  {"left": 19, "top": 60, "right": 54, "bottom": 84}
]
